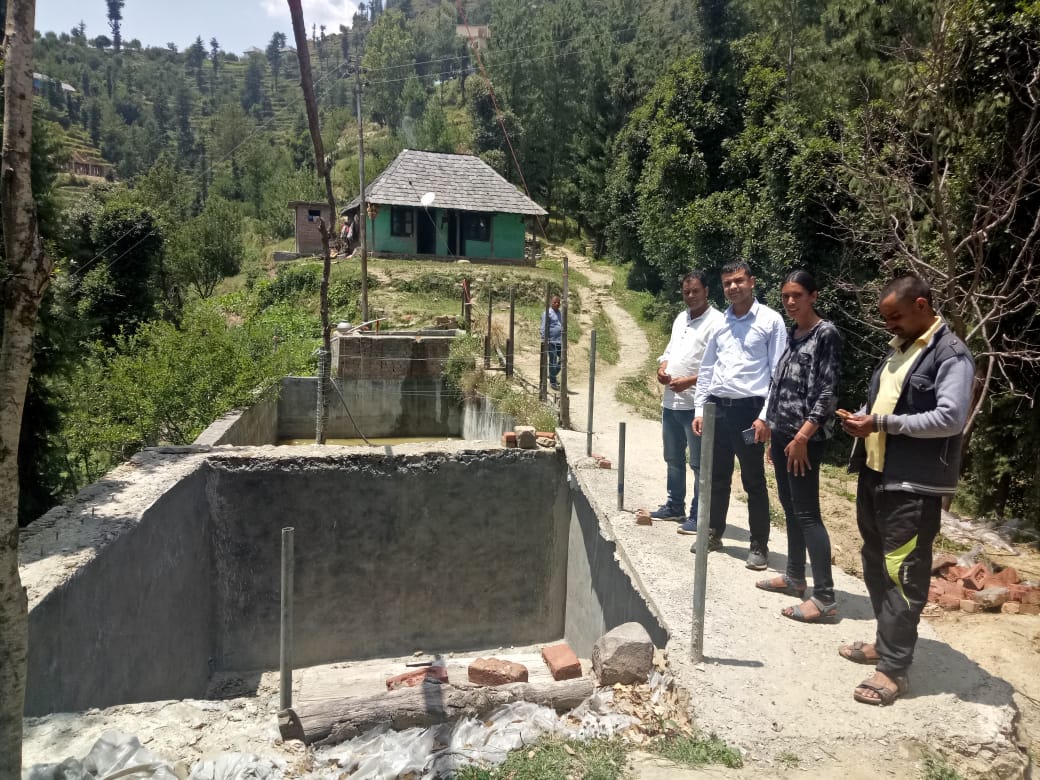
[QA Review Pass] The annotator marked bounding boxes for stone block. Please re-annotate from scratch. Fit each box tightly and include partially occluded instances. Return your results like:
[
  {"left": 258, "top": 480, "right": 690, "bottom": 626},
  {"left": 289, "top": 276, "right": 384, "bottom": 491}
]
[
  {"left": 542, "top": 642, "right": 582, "bottom": 681},
  {"left": 960, "top": 599, "right": 978, "bottom": 613},
  {"left": 971, "top": 586, "right": 1009, "bottom": 610},
  {"left": 1002, "top": 602, "right": 1021, "bottom": 615},
  {"left": 592, "top": 622, "right": 655, "bottom": 686},
  {"left": 386, "top": 665, "right": 448, "bottom": 690},
  {"left": 515, "top": 426, "right": 537, "bottom": 449},
  {"left": 468, "top": 657, "right": 529, "bottom": 686}
]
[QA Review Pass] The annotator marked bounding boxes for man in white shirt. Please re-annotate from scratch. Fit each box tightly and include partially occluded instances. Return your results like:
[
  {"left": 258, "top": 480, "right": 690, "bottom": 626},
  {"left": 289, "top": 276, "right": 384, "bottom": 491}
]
[
  {"left": 652, "top": 270, "right": 724, "bottom": 533},
  {"left": 693, "top": 261, "right": 787, "bottom": 569}
]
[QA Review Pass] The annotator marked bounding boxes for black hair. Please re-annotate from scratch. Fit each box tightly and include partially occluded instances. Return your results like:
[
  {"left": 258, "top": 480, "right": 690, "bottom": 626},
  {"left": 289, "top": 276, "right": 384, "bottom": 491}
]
[
  {"left": 681, "top": 269, "right": 708, "bottom": 288},
  {"left": 880, "top": 274, "right": 933, "bottom": 307},
  {"left": 720, "top": 260, "right": 752, "bottom": 278},
  {"left": 782, "top": 269, "right": 818, "bottom": 294}
]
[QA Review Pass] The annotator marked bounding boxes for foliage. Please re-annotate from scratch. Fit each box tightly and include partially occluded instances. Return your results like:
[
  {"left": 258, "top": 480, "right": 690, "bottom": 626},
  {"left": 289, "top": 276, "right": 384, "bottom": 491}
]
[
  {"left": 648, "top": 732, "right": 744, "bottom": 768},
  {"left": 169, "top": 197, "right": 246, "bottom": 298},
  {"left": 455, "top": 737, "right": 628, "bottom": 780}
]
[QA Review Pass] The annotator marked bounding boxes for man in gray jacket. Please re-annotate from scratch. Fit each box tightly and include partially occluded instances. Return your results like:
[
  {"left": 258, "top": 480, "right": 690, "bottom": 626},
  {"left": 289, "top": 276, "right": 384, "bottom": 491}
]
[{"left": 841, "top": 274, "right": 974, "bottom": 706}]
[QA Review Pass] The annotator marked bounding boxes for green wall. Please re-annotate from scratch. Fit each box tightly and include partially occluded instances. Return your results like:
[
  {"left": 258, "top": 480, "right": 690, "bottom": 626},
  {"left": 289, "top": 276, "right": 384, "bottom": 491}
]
[
  {"left": 369, "top": 207, "right": 529, "bottom": 260},
  {"left": 492, "top": 213, "right": 526, "bottom": 260}
]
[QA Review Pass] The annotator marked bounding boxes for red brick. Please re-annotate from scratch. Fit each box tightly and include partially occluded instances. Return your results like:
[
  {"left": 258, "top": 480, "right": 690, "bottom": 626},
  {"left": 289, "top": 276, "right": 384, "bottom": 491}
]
[
  {"left": 960, "top": 599, "right": 979, "bottom": 613},
  {"left": 1007, "top": 584, "right": 1029, "bottom": 602},
  {"left": 468, "top": 657, "right": 529, "bottom": 686},
  {"left": 1019, "top": 602, "right": 1040, "bottom": 615},
  {"left": 960, "top": 563, "right": 989, "bottom": 591},
  {"left": 929, "top": 578, "right": 966, "bottom": 601},
  {"left": 1022, "top": 589, "right": 1040, "bottom": 606},
  {"left": 597, "top": 458, "right": 612, "bottom": 469},
  {"left": 931, "top": 554, "right": 959, "bottom": 576},
  {"left": 1002, "top": 602, "right": 1021, "bottom": 615},
  {"left": 386, "top": 665, "right": 448, "bottom": 690},
  {"left": 988, "top": 567, "right": 1019, "bottom": 587},
  {"left": 535, "top": 431, "right": 555, "bottom": 440},
  {"left": 943, "top": 565, "right": 968, "bottom": 583},
  {"left": 501, "top": 432, "right": 517, "bottom": 448},
  {"left": 938, "top": 594, "right": 962, "bottom": 610},
  {"left": 542, "top": 642, "right": 582, "bottom": 681}
]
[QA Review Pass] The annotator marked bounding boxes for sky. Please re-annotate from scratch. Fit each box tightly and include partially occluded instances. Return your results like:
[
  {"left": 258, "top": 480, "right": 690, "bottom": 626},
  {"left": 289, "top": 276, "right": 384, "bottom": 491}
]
[{"left": 34, "top": 0, "right": 361, "bottom": 56}]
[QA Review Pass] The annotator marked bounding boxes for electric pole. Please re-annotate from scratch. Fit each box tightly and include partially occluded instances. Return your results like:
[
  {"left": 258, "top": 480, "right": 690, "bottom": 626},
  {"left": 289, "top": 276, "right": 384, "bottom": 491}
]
[{"left": 354, "top": 58, "right": 369, "bottom": 322}]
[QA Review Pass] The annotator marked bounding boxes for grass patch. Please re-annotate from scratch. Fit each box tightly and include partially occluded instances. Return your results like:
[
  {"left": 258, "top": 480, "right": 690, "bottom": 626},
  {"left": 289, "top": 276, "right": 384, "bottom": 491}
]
[
  {"left": 648, "top": 733, "right": 743, "bottom": 768},
  {"left": 455, "top": 737, "right": 628, "bottom": 780},
  {"left": 615, "top": 372, "right": 661, "bottom": 420},
  {"left": 776, "top": 750, "right": 800, "bottom": 768},
  {"left": 922, "top": 754, "right": 964, "bottom": 780},
  {"left": 592, "top": 309, "right": 620, "bottom": 365}
]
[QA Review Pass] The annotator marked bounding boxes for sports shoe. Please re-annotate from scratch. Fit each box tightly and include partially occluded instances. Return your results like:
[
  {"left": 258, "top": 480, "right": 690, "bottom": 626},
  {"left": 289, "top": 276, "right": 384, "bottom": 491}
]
[
  {"left": 677, "top": 517, "right": 698, "bottom": 535},
  {"left": 691, "top": 531, "right": 723, "bottom": 553},
  {"left": 746, "top": 542, "right": 769, "bottom": 571},
  {"left": 550, "top": 382, "right": 560, "bottom": 391},
  {"left": 649, "top": 504, "right": 683, "bottom": 521}
]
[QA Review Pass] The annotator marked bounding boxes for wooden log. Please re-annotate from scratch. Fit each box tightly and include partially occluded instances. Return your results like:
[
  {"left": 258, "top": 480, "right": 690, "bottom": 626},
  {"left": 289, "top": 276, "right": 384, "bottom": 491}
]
[{"left": 279, "top": 677, "right": 594, "bottom": 746}]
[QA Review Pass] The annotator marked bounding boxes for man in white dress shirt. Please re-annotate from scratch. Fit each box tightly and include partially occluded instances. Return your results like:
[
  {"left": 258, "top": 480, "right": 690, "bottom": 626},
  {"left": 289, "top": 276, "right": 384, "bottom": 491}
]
[{"left": 693, "top": 261, "right": 787, "bottom": 569}]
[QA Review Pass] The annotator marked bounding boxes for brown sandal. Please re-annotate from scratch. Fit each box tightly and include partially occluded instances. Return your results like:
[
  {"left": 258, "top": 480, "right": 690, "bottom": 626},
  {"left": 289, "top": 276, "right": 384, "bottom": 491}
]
[
  {"left": 853, "top": 673, "right": 908, "bottom": 706},
  {"left": 838, "top": 640, "right": 880, "bottom": 665}
]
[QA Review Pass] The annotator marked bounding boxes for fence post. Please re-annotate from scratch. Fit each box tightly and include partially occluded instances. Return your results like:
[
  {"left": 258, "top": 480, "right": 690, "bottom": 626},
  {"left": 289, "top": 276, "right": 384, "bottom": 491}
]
[
  {"left": 691, "top": 404, "right": 716, "bottom": 663},
  {"left": 280, "top": 527, "right": 295, "bottom": 711}
]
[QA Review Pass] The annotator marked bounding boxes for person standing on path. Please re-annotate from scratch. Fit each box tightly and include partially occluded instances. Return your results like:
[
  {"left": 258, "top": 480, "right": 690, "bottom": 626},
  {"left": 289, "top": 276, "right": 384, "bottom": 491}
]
[
  {"left": 756, "top": 270, "right": 842, "bottom": 621},
  {"left": 840, "top": 274, "right": 973, "bottom": 706},
  {"left": 692, "top": 261, "right": 787, "bottom": 570},
  {"left": 651, "top": 270, "right": 725, "bottom": 528},
  {"left": 541, "top": 295, "right": 563, "bottom": 390}
]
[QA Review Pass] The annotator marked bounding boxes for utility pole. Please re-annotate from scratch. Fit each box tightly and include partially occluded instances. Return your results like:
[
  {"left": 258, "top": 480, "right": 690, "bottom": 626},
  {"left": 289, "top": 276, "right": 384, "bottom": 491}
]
[{"left": 354, "top": 58, "right": 370, "bottom": 322}]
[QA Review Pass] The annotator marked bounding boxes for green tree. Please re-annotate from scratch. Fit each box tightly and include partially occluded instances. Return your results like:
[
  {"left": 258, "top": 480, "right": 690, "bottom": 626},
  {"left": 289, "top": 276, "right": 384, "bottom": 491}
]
[
  {"left": 106, "top": 0, "right": 124, "bottom": 51},
  {"left": 169, "top": 197, "right": 245, "bottom": 298},
  {"left": 266, "top": 32, "right": 287, "bottom": 92},
  {"left": 362, "top": 10, "right": 416, "bottom": 128}
]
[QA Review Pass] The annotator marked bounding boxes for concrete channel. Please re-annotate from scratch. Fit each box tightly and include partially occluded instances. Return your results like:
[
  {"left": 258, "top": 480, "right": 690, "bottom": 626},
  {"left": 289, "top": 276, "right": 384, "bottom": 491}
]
[{"left": 18, "top": 332, "right": 667, "bottom": 717}]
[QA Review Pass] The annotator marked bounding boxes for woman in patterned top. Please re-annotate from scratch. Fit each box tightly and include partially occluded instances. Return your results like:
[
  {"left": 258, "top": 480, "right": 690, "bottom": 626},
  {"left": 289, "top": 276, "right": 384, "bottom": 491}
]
[{"left": 756, "top": 270, "right": 842, "bottom": 621}]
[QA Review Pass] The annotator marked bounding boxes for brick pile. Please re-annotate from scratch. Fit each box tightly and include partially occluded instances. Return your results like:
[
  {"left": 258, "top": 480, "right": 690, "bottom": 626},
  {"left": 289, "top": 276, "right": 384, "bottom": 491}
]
[{"left": 927, "top": 555, "right": 1040, "bottom": 614}]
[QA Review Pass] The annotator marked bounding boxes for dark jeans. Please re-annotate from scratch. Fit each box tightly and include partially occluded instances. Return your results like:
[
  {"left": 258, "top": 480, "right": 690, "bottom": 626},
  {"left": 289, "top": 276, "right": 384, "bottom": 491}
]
[
  {"left": 770, "top": 433, "right": 834, "bottom": 603},
  {"left": 662, "top": 407, "right": 700, "bottom": 520},
  {"left": 856, "top": 467, "right": 941, "bottom": 677},
  {"left": 547, "top": 342, "right": 561, "bottom": 384},
  {"left": 705, "top": 397, "right": 770, "bottom": 547}
]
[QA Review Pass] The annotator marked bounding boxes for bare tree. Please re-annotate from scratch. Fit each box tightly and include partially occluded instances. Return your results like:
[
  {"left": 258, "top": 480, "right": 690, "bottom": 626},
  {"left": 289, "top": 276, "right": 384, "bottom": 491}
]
[
  {"left": 1, "top": 0, "right": 55, "bottom": 772},
  {"left": 832, "top": 0, "right": 1040, "bottom": 442}
]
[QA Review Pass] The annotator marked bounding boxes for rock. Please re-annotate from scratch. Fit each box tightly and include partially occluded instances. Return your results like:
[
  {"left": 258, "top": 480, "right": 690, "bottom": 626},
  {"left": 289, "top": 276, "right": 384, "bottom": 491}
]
[
  {"left": 635, "top": 509, "right": 652, "bottom": 526},
  {"left": 1001, "top": 602, "right": 1021, "bottom": 614},
  {"left": 536, "top": 436, "right": 555, "bottom": 448},
  {"left": 515, "top": 426, "right": 537, "bottom": 449},
  {"left": 971, "top": 586, "right": 1009, "bottom": 610},
  {"left": 592, "top": 622, "right": 654, "bottom": 686}
]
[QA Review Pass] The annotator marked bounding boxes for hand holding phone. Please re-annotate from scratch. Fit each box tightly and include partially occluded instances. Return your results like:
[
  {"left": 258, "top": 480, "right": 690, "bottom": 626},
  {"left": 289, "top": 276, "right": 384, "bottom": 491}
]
[
  {"left": 835, "top": 409, "right": 853, "bottom": 420},
  {"left": 741, "top": 427, "right": 757, "bottom": 445}
]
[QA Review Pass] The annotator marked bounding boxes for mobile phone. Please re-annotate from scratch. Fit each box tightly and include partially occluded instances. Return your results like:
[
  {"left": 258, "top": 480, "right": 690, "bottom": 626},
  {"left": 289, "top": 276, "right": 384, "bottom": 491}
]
[
  {"left": 835, "top": 409, "right": 853, "bottom": 420},
  {"left": 741, "top": 427, "right": 757, "bottom": 445}
]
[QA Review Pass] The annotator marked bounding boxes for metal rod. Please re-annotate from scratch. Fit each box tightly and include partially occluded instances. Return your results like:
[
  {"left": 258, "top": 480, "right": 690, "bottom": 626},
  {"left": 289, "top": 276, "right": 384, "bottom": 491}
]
[
  {"left": 617, "top": 421, "right": 626, "bottom": 511},
  {"left": 507, "top": 287, "right": 515, "bottom": 377},
  {"left": 560, "top": 257, "right": 570, "bottom": 428},
  {"left": 586, "top": 330, "right": 596, "bottom": 456},
  {"left": 484, "top": 284, "right": 492, "bottom": 369},
  {"left": 280, "top": 527, "right": 295, "bottom": 711},
  {"left": 355, "top": 61, "right": 369, "bottom": 323},
  {"left": 691, "top": 403, "right": 716, "bottom": 663},
  {"left": 540, "top": 282, "right": 550, "bottom": 401}
]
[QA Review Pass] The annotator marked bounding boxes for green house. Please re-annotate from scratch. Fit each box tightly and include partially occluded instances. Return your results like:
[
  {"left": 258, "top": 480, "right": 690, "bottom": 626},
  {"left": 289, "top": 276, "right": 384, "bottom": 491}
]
[{"left": 344, "top": 149, "right": 547, "bottom": 264}]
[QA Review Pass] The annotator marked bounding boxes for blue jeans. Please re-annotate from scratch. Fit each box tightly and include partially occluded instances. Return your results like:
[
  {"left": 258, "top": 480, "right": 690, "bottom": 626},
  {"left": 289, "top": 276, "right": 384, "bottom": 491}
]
[
  {"left": 547, "top": 342, "right": 561, "bottom": 384},
  {"left": 770, "top": 432, "right": 833, "bottom": 603},
  {"left": 662, "top": 407, "right": 700, "bottom": 520}
]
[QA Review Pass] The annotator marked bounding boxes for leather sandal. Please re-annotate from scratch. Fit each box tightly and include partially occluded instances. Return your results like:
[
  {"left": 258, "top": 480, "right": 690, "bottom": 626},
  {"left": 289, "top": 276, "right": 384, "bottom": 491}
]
[
  {"left": 838, "top": 640, "right": 880, "bottom": 665},
  {"left": 755, "top": 575, "right": 806, "bottom": 598},
  {"left": 853, "top": 673, "right": 909, "bottom": 706},
  {"left": 781, "top": 597, "right": 837, "bottom": 623}
]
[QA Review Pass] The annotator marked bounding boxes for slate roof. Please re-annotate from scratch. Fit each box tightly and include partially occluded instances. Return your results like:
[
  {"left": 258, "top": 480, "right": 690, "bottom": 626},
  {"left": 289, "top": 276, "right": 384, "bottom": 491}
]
[{"left": 344, "top": 149, "right": 547, "bottom": 216}]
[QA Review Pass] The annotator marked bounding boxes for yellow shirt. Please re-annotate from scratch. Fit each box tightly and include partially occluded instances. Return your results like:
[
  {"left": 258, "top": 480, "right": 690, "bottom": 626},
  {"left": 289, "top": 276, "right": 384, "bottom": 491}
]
[{"left": 865, "top": 316, "right": 943, "bottom": 472}]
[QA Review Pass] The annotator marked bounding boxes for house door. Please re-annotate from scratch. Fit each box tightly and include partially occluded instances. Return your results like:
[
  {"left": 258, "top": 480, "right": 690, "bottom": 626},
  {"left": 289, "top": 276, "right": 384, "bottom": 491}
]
[
  {"left": 417, "top": 207, "right": 437, "bottom": 254},
  {"left": 446, "top": 210, "right": 460, "bottom": 256}
]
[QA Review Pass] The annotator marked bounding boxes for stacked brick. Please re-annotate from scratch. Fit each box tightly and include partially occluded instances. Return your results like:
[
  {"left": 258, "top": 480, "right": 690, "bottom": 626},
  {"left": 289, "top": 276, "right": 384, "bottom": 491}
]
[{"left": 927, "top": 555, "right": 1040, "bottom": 614}]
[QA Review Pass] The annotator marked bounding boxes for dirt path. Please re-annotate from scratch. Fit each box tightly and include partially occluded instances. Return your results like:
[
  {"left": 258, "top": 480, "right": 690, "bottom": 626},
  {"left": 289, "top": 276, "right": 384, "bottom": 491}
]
[{"left": 549, "top": 248, "right": 1035, "bottom": 778}]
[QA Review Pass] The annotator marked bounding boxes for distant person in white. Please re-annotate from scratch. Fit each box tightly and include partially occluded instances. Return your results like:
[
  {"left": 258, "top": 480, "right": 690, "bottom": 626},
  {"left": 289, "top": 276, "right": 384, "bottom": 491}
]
[
  {"left": 693, "top": 260, "right": 787, "bottom": 570},
  {"left": 652, "top": 270, "right": 724, "bottom": 533}
]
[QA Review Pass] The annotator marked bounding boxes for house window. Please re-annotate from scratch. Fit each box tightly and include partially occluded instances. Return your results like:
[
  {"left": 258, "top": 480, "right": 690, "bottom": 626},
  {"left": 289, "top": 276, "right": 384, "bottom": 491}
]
[
  {"left": 307, "top": 209, "right": 321, "bottom": 222},
  {"left": 390, "top": 206, "right": 414, "bottom": 237},
  {"left": 463, "top": 212, "right": 491, "bottom": 242}
]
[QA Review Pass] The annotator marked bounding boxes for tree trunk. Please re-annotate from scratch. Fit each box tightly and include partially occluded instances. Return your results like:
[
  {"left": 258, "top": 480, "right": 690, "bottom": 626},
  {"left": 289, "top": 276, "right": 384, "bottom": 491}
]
[
  {"left": 280, "top": 678, "right": 594, "bottom": 747},
  {"left": 2, "top": 0, "right": 55, "bottom": 774}
]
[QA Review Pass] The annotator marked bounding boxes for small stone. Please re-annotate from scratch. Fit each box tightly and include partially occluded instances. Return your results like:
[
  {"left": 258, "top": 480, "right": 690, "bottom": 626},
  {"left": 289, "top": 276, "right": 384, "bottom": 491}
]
[
  {"left": 592, "top": 622, "right": 655, "bottom": 686},
  {"left": 960, "top": 599, "right": 978, "bottom": 613},
  {"left": 515, "top": 426, "right": 537, "bottom": 449},
  {"left": 1001, "top": 602, "right": 1021, "bottom": 615},
  {"left": 971, "top": 586, "right": 1009, "bottom": 610}
]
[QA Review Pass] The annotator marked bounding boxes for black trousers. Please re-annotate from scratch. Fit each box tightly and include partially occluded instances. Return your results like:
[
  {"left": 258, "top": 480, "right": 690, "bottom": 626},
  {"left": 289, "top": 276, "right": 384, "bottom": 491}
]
[
  {"left": 705, "top": 397, "right": 770, "bottom": 546},
  {"left": 856, "top": 467, "right": 941, "bottom": 676}
]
